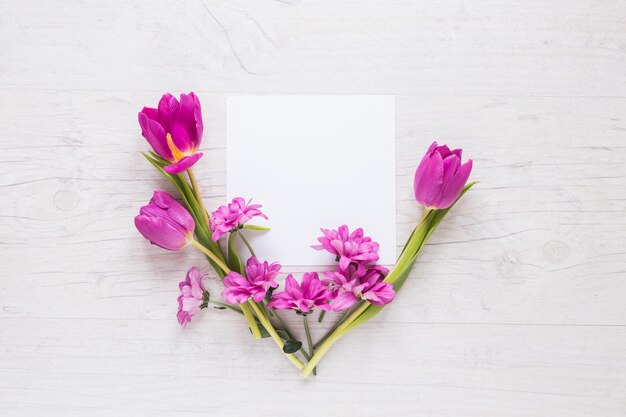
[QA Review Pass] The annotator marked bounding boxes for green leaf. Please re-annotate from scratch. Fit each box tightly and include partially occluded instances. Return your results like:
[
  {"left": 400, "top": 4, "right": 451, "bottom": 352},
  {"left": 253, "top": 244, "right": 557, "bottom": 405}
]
[
  {"left": 142, "top": 153, "right": 227, "bottom": 278},
  {"left": 227, "top": 232, "right": 245, "bottom": 274},
  {"left": 282, "top": 340, "right": 302, "bottom": 354},
  {"left": 276, "top": 329, "right": 291, "bottom": 340},
  {"left": 257, "top": 324, "right": 271, "bottom": 339},
  {"left": 243, "top": 224, "right": 270, "bottom": 231},
  {"left": 148, "top": 151, "right": 171, "bottom": 166},
  {"left": 345, "top": 182, "right": 478, "bottom": 331}
]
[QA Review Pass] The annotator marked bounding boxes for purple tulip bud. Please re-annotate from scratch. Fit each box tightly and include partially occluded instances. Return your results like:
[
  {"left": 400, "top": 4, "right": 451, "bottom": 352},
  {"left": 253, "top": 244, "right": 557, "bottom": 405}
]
[
  {"left": 413, "top": 141, "right": 473, "bottom": 210},
  {"left": 134, "top": 191, "right": 195, "bottom": 251},
  {"left": 137, "top": 92, "right": 204, "bottom": 174}
]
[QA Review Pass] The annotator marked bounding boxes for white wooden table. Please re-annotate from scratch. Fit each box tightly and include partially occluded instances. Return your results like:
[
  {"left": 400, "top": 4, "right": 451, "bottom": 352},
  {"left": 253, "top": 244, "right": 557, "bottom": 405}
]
[{"left": 1, "top": 1, "right": 625, "bottom": 416}]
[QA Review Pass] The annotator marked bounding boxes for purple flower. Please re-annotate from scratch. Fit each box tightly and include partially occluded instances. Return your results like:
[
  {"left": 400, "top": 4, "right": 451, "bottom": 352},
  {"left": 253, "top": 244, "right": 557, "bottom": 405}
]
[
  {"left": 209, "top": 197, "right": 268, "bottom": 241},
  {"left": 312, "top": 225, "right": 380, "bottom": 272},
  {"left": 138, "top": 92, "right": 204, "bottom": 174},
  {"left": 268, "top": 273, "right": 334, "bottom": 314},
  {"left": 221, "top": 257, "right": 280, "bottom": 304},
  {"left": 135, "top": 191, "right": 195, "bottom": 251},
  {"left": 324, "top": 265, "right": 395, "bottom": 311},
  {"left": 177, "top": 267, "right": 209, "bottom": 328},
  {"left": 414, "top": 141, "right": 473, "bottom": 210}
]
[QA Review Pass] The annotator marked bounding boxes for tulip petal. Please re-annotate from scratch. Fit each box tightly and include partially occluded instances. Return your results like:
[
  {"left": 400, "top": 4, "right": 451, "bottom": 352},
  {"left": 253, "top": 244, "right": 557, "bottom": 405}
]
[
  {"left": 157, "top": 93, "right": 176, "bottom": 133},
  {"left": 163, "top": 153, "right": 203, "bottom": 174},
  {"left": 438, "top": 159, "right": 473, "bottom": 209},
  {"left": 138, "top": 111, "right": 173, "bottom": 160},
  {"left": 150, "top": 190, "right": 196, "bottom": 232},
  {"left": 413, "top": 149, "right": 444, "bottom": 207},
  {"left": 134, "top": 215, "right": 190, "bottom": 251},
  {"left": 142, "top": 106, "right": 158, "bottom": 121},
  {"left": 192, "top": 93, "right": 203, "bottom": 148},
  {"left": 438, "top": 154, "right": 461, "bottom": 206},
  {"left": 177, "top": 92, "right": 202, "bottom": 151}
]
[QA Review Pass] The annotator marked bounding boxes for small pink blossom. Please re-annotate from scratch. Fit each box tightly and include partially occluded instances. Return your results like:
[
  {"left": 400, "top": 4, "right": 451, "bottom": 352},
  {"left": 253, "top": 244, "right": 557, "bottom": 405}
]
[
  {"left": 221, "top": 257, "right": 280, "bottom": 304},
  {"left": 324, "top": 265, "right": 395, "bottom": 311},
  {"left": 177, "top": 267, "right": 209, "bottom": 328},
  {"left": 312, "top": 225, "right": 380, "bottom": 273},
  {"left": 268, "top": 273, "right": 334, "bottom": 314},
  {"left": 209, "top": 197, "right": 267, "bottom": 241}
]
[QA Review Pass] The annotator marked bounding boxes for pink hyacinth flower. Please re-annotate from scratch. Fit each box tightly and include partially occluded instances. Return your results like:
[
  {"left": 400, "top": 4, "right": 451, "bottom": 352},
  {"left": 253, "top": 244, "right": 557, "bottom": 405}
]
[
  {"left": 138, "top": 92, "right": 204, "bottom": 174},
  {"left": 221, "top": 257, "right": 280, "bottom": 304},
  {"left": 134, "top": 190, "right": 195, "bottom": 251},
  {"left": 177, "top": 267, "right": 209, "bottom": 328},
  {"left": 268, "top": 273, "right": 334, "bottom": 314},
  {"left": 413, "top": 141, "right": 473, "bottom": 210},
  {"left": 312, "top": 225, "right": 380, "bottom": 273},
  {"left": 209, "top": 197, "right": 268, "bottom": 241},
  {"left": 324, "top": 265, "right": 395, "bottom": 311}
]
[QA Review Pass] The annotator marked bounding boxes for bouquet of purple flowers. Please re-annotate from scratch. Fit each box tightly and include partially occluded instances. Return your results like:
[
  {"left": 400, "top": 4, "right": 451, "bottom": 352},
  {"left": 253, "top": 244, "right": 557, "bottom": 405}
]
[{"left": 134, "top": 92, "right": 476, "bottom": 378}]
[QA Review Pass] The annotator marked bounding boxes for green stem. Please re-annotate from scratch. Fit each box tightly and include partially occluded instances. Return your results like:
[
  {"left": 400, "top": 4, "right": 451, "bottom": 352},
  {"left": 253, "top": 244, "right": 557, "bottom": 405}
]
[
  {"left": 317, "top": 310, "right": 326, "bottom": 323},
  {"left": 267, "top": 308, "right": 311, "bottom": 360},
  {"left": 303, "top": 314, "right": 317, "bottom": 375},
  {"left": 302, "top": 184, "right": 477, "bottom": 378},
  {"left": 238, "top": 232, "right": 256, "bottom": 257},
  {"left": 302, "top": 302, "right": 370, "bottom": 378},
  {"left": 187, "top": 168, "right": 209, "bottom": 225},
  {"left": 189, "top": 239, "right": 230, "bottom": 275},
  {"left": 313, "top": 307, "right": 352, "bottom": 349},
  {"left": 210, "top": 300, "right": 243, "bottom": 314},
  {"left": 248, "top": 302, "right": 305, "bottom": 370},
  {"left": 242, "top": 302, "right": 262, "bottom": 339},
  {"left": 188, "top": 241, "right": 262, "bottom": 338}
]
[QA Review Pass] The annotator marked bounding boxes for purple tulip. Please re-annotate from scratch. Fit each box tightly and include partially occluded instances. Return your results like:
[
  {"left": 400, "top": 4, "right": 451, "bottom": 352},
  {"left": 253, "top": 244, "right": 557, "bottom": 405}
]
[
  {"left": 312, "top": 225, "right": 380, "bottom": 273},
  {"left": 221, "top": 257, "right": 280, "bottom": 304},
  {"left": 138, "top": 92, "right": 204, "bottom": 174},
  {"left": 134, "top": 190, "right": 195, "bottom": 251},
  {"left": 177, "top": 267, "right": 209, "bottom": 328},
  {"left": 413, "top": 141, "right": 473, "bottom": 210},
  {"left": 268, "top": 273, "right": 334, "bottom": 314}
]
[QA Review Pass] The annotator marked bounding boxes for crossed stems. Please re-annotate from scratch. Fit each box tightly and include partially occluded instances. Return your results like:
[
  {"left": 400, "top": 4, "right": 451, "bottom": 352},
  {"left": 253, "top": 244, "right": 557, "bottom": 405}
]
[
  {"left": 186, "top": 168, "right": 412, "bottom": 376},
  {"left": 186, "top": 169, "right": 305, "bottom": 370}
]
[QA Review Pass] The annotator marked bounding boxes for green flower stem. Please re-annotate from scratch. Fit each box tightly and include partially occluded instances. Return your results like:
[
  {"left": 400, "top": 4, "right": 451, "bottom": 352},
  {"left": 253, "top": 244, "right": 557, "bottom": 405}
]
[
  {"left": 302, "top": 302, "right": 370, "bottom": 378},
  {"left": 313, "top": 307, "right": 352, "bottom": 349},
  {"left": 188, "top": 240, "right": 262, "bottom": 339},
  {"left": 265, "top": 308, "right": 311, "bottom": 360},
  {"left": 187, "top": 168, "right": 209, "bottom": 225},
  {"left": 303, "top": 208, "right": 437, "bottom": 377},
  {"left": 317, "top": 310, "right": 326, "bottom": 323},
  {"left": 210, "top": 301, "right": 243, "bottom": 314},
  {"left": 189, "top": 239, "right": 230, "bottom": 275},
  {"left": 238, "top": 232, "right": 256, "bottom": 257},
  {"left": 302, "top": 183, "right": 477, "bottom": 378},
  {"left": 242, "top": 302, "right": 262, "bottom": 339},
  {"left": 248, "top": 302, "right": 305, "bottom": 370},
  {"left": 303, "top": 314, "right": 317, "bottom": 375}
]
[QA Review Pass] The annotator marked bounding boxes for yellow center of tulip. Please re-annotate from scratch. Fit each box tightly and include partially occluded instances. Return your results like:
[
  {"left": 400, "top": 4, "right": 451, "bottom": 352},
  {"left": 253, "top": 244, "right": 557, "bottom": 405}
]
[{"left": 166, "top": 133, "right": 187, "bottom": 162}]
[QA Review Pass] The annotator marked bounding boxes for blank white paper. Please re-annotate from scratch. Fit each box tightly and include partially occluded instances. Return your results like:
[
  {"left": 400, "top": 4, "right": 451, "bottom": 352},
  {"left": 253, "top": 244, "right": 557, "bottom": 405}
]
[{"left": 226, "top": 96, "right": 396, "bottom": 266}]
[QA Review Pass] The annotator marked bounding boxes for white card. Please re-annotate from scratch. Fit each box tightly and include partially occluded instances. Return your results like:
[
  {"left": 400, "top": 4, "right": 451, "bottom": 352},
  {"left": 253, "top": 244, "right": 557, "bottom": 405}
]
[{"left": 226, "top": 96, "right": 396, "bottom": 266}]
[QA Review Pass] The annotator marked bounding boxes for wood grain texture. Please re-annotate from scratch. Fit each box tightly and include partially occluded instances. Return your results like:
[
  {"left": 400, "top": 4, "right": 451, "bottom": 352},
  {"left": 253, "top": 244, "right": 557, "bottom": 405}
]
[{"left": 1, "top": 0, "right": 625, "bottom": 416}]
